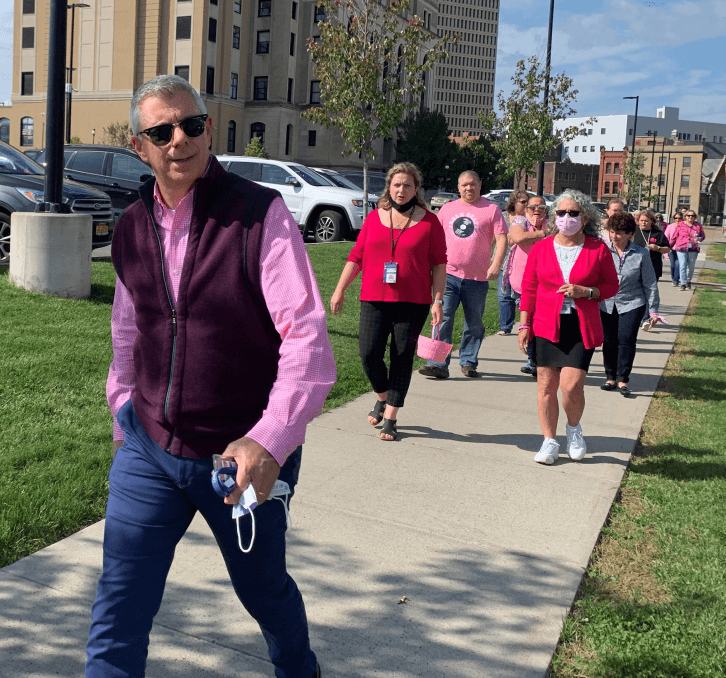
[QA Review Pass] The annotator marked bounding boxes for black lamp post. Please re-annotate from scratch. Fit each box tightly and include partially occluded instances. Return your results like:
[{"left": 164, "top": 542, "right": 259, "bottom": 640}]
[
  {"left": 623, "top": 96, "right": 639, "bottom": 208},
  {"left": 536, "top": 0, "right": 555, "bottom": 197},
  {"left": 66, "top": 3, "right": 91, "bottom": 144}
]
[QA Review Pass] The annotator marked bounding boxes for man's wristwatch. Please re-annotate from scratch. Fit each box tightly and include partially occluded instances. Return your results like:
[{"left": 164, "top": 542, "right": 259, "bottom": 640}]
[{"left": 433, "top": 299, "right": 444, "bottom": 305}]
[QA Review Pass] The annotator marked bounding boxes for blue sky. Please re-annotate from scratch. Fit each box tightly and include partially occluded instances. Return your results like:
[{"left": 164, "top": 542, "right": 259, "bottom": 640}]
[{"left": 0, "top": 0, "right": 724, "bottom": 124}]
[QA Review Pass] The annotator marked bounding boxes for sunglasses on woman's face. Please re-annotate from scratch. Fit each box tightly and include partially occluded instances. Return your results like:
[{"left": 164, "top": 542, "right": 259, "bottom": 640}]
[
  {"left": 139, "top": 114, "right": 208, "bottom": 146},
  {"left": 555, "top": 210, "right": 581, "bottom": 217},
  {"left": 685, "top": 214, "right": 696, "bottom": 218},
  {"left": 527, "top": 205, "right": 548, "bottom": 212}
]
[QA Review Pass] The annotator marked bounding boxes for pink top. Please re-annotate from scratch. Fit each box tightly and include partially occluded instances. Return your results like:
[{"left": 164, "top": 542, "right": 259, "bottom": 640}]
[
  {"left": 107, "top": 186, "right": 336, "bottom": 466},
  {"left": 668, "top": 221, "right": 705, "bottom": 252},
  {"left": 437, "top": 197, "right": 508, "bottom": 281},
  {"left": 505, "top": 215, "right": 547, "bottom": 294},
  {"left": 347, "top": 208, "right": 447, "bottom": 304},
  {"left": 520, "top": 236, "right": 619, "bottom": 349}
]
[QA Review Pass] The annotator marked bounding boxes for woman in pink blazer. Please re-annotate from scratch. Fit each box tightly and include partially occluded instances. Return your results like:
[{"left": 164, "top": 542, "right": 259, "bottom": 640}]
[{"left": 519, "top": 190, "right": 619, "bottom": 466}]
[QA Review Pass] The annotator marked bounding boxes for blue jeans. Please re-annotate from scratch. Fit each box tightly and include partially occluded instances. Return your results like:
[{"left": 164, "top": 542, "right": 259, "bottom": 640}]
[
  {"left": 497, "top": 274, "right": 516, "bottom": 333},
  {"left": 677, "top": 250, "right": 698, "bottom": 284},
  {"left": 669, "top": 253, "right": 680, "bottom": 284},
  {"left": 428, "top": 274, "right": 489, "bottom": 369},
  {"left": 86, "top": 401, "right": 317, "bottom": 678}
]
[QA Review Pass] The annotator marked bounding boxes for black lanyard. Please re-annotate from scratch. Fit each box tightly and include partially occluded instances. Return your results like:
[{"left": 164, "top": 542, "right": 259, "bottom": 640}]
[
  {"left": 389, "top": 207, "right": 414, "bottom": 260},
  {"left": 616, "top": 243, "right": 630, "bottom": 274}
]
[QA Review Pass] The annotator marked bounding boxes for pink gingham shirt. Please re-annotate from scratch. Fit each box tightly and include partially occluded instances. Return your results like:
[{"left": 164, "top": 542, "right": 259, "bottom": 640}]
[{"left": 106, "top": 184, "right": 336, "bottom": 466}]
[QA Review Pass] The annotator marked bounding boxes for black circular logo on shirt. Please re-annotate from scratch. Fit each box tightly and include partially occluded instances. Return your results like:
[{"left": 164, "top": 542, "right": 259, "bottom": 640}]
[{"left": 452, "top": 216, "right": 475, "bottom": 238}]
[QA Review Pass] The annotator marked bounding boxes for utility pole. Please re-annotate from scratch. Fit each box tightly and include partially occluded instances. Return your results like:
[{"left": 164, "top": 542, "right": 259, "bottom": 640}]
[{"left": 536, "top": 0, "right": 555, "bottom": 197}]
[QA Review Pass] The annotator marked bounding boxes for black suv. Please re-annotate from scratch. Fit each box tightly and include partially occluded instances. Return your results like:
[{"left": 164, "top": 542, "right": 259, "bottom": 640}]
[
  {"left": 34, "top": 145, "right": 153, "bottom": 221},
  {"left": 0, "top": 141, "right": 114, "bottom": 264}
]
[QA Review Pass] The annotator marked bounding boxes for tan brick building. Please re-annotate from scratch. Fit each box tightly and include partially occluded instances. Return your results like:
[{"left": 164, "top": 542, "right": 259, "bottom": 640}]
[{"left": 3, "top": 0, "right": 457, "bottom": 170}]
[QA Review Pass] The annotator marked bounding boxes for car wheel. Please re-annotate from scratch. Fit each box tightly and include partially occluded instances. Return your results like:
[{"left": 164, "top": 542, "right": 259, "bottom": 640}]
[
  {"left": 0, "top": 213, "right": 10, "bottom": 264},
  {"left": 314, "top": 210, "right": 343, "bottom": 243}
]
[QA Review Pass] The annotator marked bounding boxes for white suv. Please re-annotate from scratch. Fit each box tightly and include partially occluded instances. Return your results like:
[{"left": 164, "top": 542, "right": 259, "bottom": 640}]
[{"left": 216, "top": 156, "right": 376, "bottom": 242}]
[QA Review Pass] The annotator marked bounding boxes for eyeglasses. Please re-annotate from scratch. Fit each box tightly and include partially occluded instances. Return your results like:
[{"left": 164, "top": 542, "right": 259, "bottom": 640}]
[
  {"left": 516, "top": 199, "right": 529, "bottom": 204},
  {"left": 555, "top": 210, "right": 581, "bottom": 218},
  {"left": 685, "top": 214, "right": 696, "bottom": 217},
  {"left": 139, "top": 114, "right": 208, "bottom": 146},
  {"left": 526, "top": 205, "right": 548, "bottom": 212}
]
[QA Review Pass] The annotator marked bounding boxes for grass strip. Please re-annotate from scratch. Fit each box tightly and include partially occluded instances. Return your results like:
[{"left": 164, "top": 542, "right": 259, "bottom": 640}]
[
  {"left": 1, "top": 244, "right": 502, "bottom": 566},
  {"left": 550, "top": 263, "right": 726, "bottom": 678}
]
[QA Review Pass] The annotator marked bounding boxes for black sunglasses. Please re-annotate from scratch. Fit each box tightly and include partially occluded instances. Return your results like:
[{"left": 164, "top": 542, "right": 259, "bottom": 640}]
[
  {"left": 527, "top": 205, "right": 548, "bottom": 212},
  {"left": 139, "top": 114, "right": 208, "bottom": 146},
  {"left": 685, "top": 213, "right": 696, "bottom": 217},
  {"left": 555, "top": 210, "right": 581, "bottom": 218}
]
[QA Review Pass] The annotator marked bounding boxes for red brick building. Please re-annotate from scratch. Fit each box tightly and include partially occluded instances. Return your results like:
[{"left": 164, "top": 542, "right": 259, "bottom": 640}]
[{"left": 598, "top": 148, "right": 627, "bottom": 202}]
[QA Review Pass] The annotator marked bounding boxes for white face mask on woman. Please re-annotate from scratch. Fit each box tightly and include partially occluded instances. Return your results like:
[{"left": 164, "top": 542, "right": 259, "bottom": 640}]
[{"left": 555, "top": 214, "right": 583, "bottom": 236}]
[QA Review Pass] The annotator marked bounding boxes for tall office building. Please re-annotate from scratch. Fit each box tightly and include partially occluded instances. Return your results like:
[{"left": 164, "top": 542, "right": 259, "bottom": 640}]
[
  {"left": 433, "top": 0, "right": 499, "bottom": 137},
  {"left": 4, "top": 0, "right": 439, "bottom": 170}
]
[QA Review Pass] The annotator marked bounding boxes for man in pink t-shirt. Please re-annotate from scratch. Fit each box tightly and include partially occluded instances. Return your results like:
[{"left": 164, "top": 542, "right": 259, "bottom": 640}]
[{"left": 419, "top": 170, "right": 508, "bottom": 378}]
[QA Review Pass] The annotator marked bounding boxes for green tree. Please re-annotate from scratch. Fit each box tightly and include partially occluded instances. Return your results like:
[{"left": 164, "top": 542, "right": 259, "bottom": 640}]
[
  {"left": 244, "top": 136, "right": 269, "bottom": 158},
  {"left": 69, "top": 135, "right": 82, "bottom": 145},
  {"left": 397, "top": 109, "right": 459, "bottom": 190},
  {"left": 622, "top": 149, "right": 658, "bottom": 208},
  {"left": 303, "top": 0, "right": 453, "bottom": 212},
  {"left": 102, "top": 122, "right": 133, "bottom": 149},
  {"left": 454, "top": 136, "right": 500, "bottom": 194},
  {"left": 479, "top": 55, "right": 592, "bottom": 188}
]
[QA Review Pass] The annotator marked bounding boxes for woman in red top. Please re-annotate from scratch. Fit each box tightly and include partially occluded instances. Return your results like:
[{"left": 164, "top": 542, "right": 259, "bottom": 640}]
[
  {"left": 331, "top": 162, "right": 447, "bottom": 441},
  {"left": 519, "top": 190, "right": 619, "bottom": 466}
]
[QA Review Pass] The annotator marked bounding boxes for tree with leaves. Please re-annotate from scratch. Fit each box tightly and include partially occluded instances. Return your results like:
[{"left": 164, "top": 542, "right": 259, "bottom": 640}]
[
  {"left": 244, "top": 136, "right": 269, "bottom": 158},
  {"left": 102, "top": 122, "right": 133, "bottom": 149},
  {"left": 621, "top": 149, "right": 658, "bottom": 208},
  {"left": 479, "top": 55, "right": 592, "bottom": 189},
  {"left": 304, "top": 0, "right": 453, "bottom": 212}
]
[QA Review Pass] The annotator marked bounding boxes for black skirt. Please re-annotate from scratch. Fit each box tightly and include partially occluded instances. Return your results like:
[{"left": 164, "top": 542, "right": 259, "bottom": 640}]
[{"left": 535, "top": 313, "right": 595, "bottom": 371}]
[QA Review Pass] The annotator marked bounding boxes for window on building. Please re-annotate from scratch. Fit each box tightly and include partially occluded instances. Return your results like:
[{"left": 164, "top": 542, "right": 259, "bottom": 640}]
[
  {"left": 206, "top": 67, "right": 215, "bottom": 95},
  {"left": 230, "top": 73, "right": 238, "bottom": 99},
  {"left": 285, "top": 124, "right": 292, "bottom": 155},
  {"left": 658, "top": 174, "right": 665, "bottom": 187},
  {"left": 685, "top": 133, "right": 691, "bottom": 140},
  {"left": 590, "top": 146, "right": 595, "bottom": 152},
  {"left": 678, "top": 195, "right": 689, "bottom": 207},
  {"left": 0, "top": 118, "right": 9, "bottom": 143},
  {"left": 574, "top": 146, "right": 579, "bottom": 152},
  {"left": 683, "top": 157, "right": 691, "bottom": 168},
  {"left": 557, "top": 171, "right": 562, "bottom": 180},
  {"left": 258, "top": 0, "right": 271, "bottom": 17},
  {"left": 605, "top": 163, "right": 611, "bottom": 174},
  {"left": 21, "top": 72, "right": 33, "bottom": 96},
  {"left": 287, "top": 78, "right": 293, "bottom": 103},
  {"left": 314, "top": 5, "right": 325, "bottom": 22},
  {"left": 233, "top": 25, "right": 240, "bottom": 49},
  {"left": 22, "top": 0, "right": 34, "bottom": 13},
  {"left": 614, "top": 163, "right": 620, "bottom": 174},
  {"left": 257, "top": 31, "right": 270, "bottom": 53},
  {"left": 310, "top": 80, "right": 321, "bottom": 104},
  {"left": 174, "top": 65, "right": 190, "bottom": 81},
  {"left": 659, "top": 156, "right": 667, "bottom": 167},
  {"left": 585, "top": 174, "right": 590, "bottom": 182},
  {"left": 681, "top": 175, "right": 689, "bottom": 188},
  {"left": 308, "top": 130, "right": 316, "bottom": 146},
  {"left": 291, "top": 1, "right": 297, "bottom": 19},
  {"left": 234, "top": 0, "right": 241, "bottom": 12},
  {"left": 564, "top": 147, "right": 569, "bottom": 155},
  {"left": 227, "top": 121, "right": 236, "bottom": 153},
  {"left": 250, "top": 122, "right": 265, "bottom": 142},
  {"left": 208, "top": 17, "right": 217, "bottom": 42},
  {"left": 254, "top": 77, "right": 268, "bottom": 100},
  {"left": 176, "top": 16, "right": 191, "bottom": 40},
  {"left": 210, "top": 0, "right": 217, "bottom": 4},
  {"left": 21, "top": 26, "right": 34, "bottom": 49},
  {"left": 601, "top": 128, "right": 606, "bottom": 134},
  {"left": 588, "top": 129, "right": 593, "bottom": 135},
  {"left": 20, "top": 117, "right": 34, "bottom": 146},
  {"left": 604, "top": 181, "right": 610, "bottom": 194},
  {"left": 290, "top": 32, "right": 295, "bottom": 56}
]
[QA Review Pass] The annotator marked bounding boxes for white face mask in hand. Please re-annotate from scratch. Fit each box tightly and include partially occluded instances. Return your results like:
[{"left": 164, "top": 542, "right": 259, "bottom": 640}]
[{"left": 232, "top": 480, "right": 292, "bottom": 553}]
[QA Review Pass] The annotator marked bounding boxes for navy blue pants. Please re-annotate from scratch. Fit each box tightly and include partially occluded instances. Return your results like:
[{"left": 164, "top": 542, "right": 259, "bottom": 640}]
[{"left": 86, "top": 401, "right": 317, "bottom": 678}]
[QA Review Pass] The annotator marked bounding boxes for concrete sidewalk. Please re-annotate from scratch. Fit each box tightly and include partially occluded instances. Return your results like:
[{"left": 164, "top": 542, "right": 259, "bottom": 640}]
[{"left": 0, "top": 249, "right": 714, "bottom": 678}]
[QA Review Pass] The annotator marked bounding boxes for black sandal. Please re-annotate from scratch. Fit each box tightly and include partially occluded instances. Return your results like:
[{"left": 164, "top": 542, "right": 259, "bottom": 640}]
[
  {"left": 601, "top": 382, "right": 615, "bottom": 391},
  {"left": 620, "top": 385, "right": 631, "bottom": 397},
  {"left": 380, "top": 418, "right": 398, "bottom": 441},
  {"left": 368, "top": 399, "right": 386, "bottom": 426}
]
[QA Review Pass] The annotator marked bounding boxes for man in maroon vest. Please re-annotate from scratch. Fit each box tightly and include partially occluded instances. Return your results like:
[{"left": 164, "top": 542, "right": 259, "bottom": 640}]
[{"left": 85, "top": 75, "right": 335, "bottom": 678}]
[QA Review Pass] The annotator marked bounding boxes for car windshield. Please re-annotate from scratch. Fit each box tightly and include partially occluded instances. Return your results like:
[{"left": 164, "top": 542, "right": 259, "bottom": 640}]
[
  {"left": 0, "top": 144, "right": 44, "bottom": 175},
  {"left": 289, "top": 164, "right": 334, "bottom": 187}
]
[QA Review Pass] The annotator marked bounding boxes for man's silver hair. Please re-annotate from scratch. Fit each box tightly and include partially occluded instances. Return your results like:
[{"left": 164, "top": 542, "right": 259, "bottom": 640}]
[
  {"left": 458, "top": 170, "right": 481, "bottom": 183},
  {"left": 547, "top": 189, "right": 602, "bottom": 238},
  {"left": 130, "top": 75, "right": 207, "bottom": 135}
]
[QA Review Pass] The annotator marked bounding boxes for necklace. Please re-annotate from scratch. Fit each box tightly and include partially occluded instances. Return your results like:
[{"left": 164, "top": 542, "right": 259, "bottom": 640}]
[{"left": 389, "top": 207, "right": 415, "bottom": 229}]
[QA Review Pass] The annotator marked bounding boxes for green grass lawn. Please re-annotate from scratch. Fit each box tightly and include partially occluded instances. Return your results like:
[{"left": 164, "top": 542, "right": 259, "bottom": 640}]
[
  {"left": 0, "top": 245, "right": 502, "bottom": 566},
  {"left": 550, "top": 262, "right": 726, "bottom": 678}
]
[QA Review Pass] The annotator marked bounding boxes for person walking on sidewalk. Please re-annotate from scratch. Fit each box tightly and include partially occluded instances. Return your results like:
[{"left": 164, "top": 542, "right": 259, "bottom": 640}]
[
  {"left": 631, "top": 209, "right": 670, "bottom": 330},
  {"left": 600, "top": 212, "right": 660, "bottom": 397},
  {"left": 664, "top": 212, "right": 684, "bottom": 287},
  {"left": 496, "top": 190, "right": 529, "bottom": 335},
  {"left": 86, "top": 75, "right": 335, "bottom": 678},
  {"left": 331, "top": 162, "right": 446, "bottom": 441},
  {"left": 501, "top": 194, "right": 549, "bottom": 376},
  {"left": 669, "top": 210, "right": 705, "bottom": 290},
  {"left": 519, "top": 190, "right": 619, "bottom": 465},
  {"left": 418, "top": 170, "right": 508, "bottom": 379}
]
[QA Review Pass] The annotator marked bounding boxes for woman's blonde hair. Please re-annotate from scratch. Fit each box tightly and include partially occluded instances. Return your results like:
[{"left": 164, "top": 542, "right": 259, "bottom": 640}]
[
  {"left": 377, "top": 162, "right": 428, "bottom": 210},
  {"left": 638, "top": 209, "right": 659, "bottom": 229}
]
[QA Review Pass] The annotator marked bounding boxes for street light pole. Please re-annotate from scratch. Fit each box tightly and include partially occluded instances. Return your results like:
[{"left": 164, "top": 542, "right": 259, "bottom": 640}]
[
  {"left": 647, "top": 131, "right": 657, "bottom": 208},
  {"left": 66, "top": 3, "right": 91, "bottom": 145},
  {"left": 623, "top": 96, "right": 639, "bottom": 208},
  {"left": 536, "top": 0, "right": 555, "bottom": 197}
]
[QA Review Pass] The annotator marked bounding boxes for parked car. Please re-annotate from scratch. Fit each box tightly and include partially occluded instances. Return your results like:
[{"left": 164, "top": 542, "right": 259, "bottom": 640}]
[
  {"left": 23, "top": 149, "right": 44, "bottom": 162},
  {"left": 336, "top": 170, "right": 388, "bottom": 198},
  {"left": 0, "top": 140, "right": 115, "bottom": 264},
  {"left": 216, "top": 156, "right": 376, "bottom": 242},
  {"left": 34, "top": 145, "right": 153, "bottom": 220},
  {"left": 429, "top": 192, "right": 460, "bottom": 212}
]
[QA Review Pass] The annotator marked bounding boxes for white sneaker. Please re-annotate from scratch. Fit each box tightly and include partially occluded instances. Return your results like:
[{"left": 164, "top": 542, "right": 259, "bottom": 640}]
[
  {"left": 566, "top": 423, "right": 587, "bottom": 461},
  {"left": 534, "top": 438, "right": 560, "bottom": 465}
]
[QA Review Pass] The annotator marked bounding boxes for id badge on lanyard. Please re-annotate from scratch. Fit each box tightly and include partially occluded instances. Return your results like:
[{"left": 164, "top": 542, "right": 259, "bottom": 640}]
[{"left": 384, "top": 262, "right": 398, "bottom": 283}]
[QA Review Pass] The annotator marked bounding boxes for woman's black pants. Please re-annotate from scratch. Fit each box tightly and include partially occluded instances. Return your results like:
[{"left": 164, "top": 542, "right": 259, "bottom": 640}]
[{"left": 601, "top": 306, "right": 643, "bottom": 384}]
